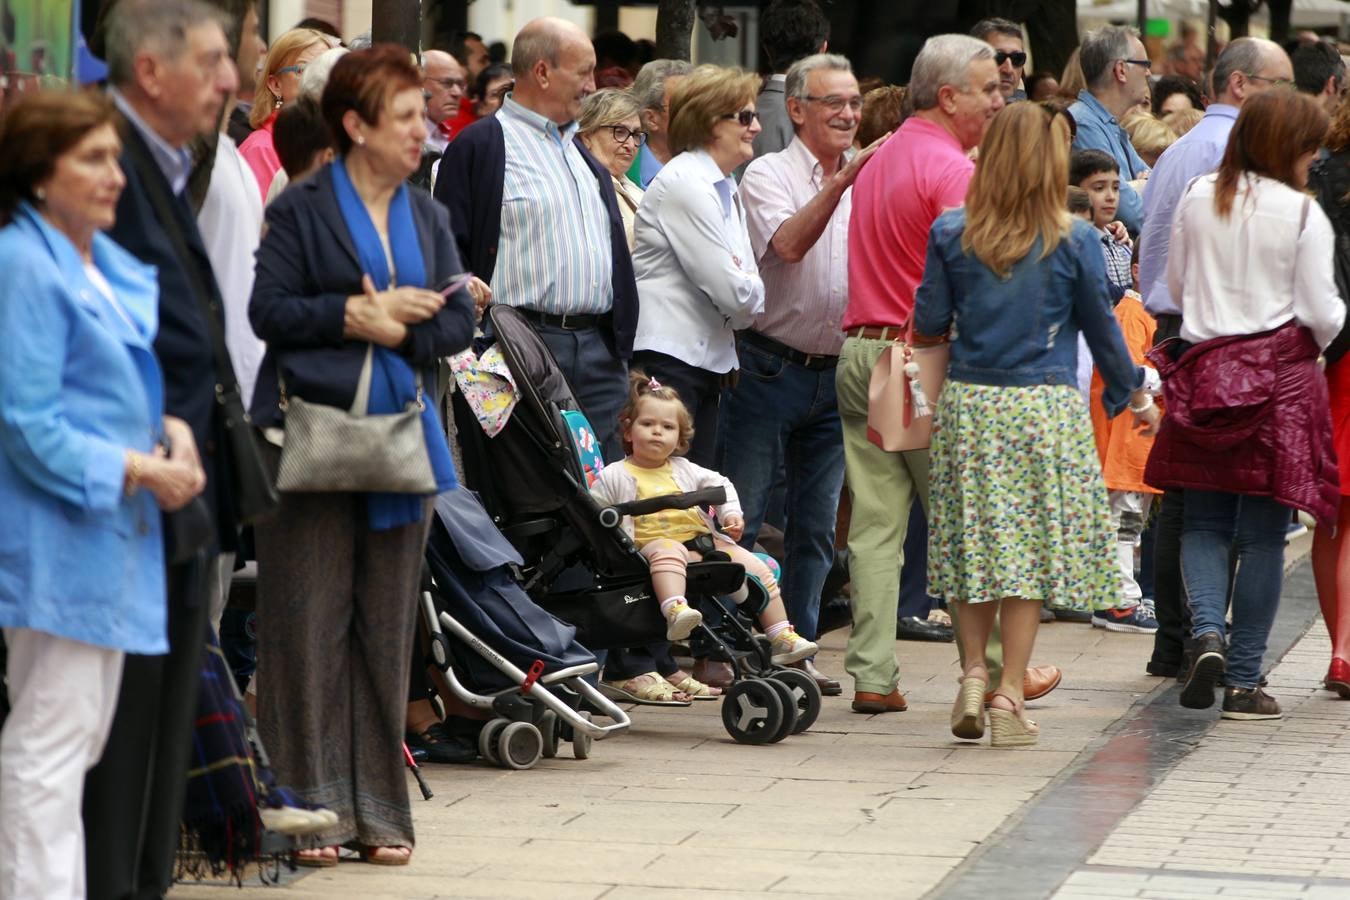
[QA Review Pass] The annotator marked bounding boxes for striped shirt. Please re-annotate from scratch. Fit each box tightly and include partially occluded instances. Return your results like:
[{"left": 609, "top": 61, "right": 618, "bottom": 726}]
[{"left": 495, "top": 96, "right": 613, "bottom": 314}]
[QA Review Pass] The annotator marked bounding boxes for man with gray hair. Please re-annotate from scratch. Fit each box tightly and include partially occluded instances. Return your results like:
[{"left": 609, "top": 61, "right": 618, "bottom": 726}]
[
  {"left": 422, "top": 48, "right": 467, "bottom": 155},
  {"left": 1068, "top": 25, "right": 1153, "bottom": 233},
  {"left": 1135, "top": 36, "right": 1293, "bottom": 681},
  {"left": 839, "top": 34, "right": 1061, "bottom": 713},
  {"left": 721, "top": 53, "right": 883, "bottom": 696},
  {"left": 628, "top": 58, "right": 692, "bottom": 188},
  {"left": 83, "top": 1, "right": 242, "bottom": 897},
  {"left": 436, "top": 16, "right": 637, "bottom": 460}
]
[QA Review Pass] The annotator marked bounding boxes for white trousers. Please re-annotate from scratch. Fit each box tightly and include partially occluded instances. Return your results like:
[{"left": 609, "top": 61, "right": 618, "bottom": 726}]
[
  {"left": 1109, "top": 490, "right": 1148, "bottom": 607},
  {"left": 0, "top": 628, "right": 124, "bottom": 900}
]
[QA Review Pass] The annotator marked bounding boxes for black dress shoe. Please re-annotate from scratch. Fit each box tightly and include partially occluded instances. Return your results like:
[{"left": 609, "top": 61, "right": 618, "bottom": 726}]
[
  {"left": 790, "top": 658, "right": 842, "bottom": 696},
  {"left": 406, "top": 721, "right": 477, "bottom": 764},
  {"left": 896, "top": 616, "right": 954, "bottom": 642},
  {"left": 817, "top": 596, "right": 853, "bottom": 635},
  {"left": 1146, "top": 659, "right": 1180, "bottom": 678}
]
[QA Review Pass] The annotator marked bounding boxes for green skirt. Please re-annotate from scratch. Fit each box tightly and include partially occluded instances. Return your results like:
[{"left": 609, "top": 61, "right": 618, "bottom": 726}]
[{"left": 928, "top": 381, "right": 1117, "bottom": 610}]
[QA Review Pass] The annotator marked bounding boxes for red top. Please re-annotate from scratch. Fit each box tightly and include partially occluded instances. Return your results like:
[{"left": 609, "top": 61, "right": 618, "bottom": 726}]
[
  {"left": 843, "top": 116, "right": 973, "bottom": 331},
  {"left": 443, "top": 105, "right": 477, "bottom": 143}
]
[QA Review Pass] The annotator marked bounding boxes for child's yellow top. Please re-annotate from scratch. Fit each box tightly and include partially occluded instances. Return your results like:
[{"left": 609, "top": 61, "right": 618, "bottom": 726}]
[{"left": 624, "top": 459, "right": 708, "bottom": 546}]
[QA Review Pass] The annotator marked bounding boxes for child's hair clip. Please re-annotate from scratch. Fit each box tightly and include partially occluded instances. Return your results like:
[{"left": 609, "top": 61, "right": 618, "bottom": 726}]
[{"left": 648, "top": 377, "right": 663, "bottom": 390}]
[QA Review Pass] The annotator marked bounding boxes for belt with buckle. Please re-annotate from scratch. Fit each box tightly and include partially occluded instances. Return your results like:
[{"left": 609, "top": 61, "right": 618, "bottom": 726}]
[
  {"left": 518, "top": 308, "right": 610, "bottom": 330},
  {"left": 848, "top": 325, "right": 907, "bottom": 342},
  {"left": 738, "top": 330, "right": 838, "bottom": 369}
]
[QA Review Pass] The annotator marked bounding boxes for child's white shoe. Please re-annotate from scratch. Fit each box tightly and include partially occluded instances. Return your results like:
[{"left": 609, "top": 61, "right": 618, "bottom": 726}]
[
  {"left": 770, "top": 630, "right": 817, "bottom": 666},
  {"left": 665, "top": 600, "right": 703, "bottom": 641}
]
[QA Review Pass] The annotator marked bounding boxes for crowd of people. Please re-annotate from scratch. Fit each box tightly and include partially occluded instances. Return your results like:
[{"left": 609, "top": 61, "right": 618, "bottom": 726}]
[{"left": 0, "top": 0, "right": 1348, "bottom": 892}]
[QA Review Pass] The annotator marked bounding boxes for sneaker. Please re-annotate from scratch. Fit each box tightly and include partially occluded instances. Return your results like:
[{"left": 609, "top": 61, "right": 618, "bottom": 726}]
[
  {"left": 664, "top": 600, "right": 703, "bottom": 641},
  {"left": 1221, "top": 686, "right": 1282, "bottom": 720},
  {"left": 1091, "top": 604, "right": 1159, "bottom": 634},
  {"left": 770, "top": 630, "right": 818, "bottom": 666},
  {"left": 1180, "top": 632, "right": 1226, "bottom": 709},
  {"left": 406, "top": 721, "right": 477, "bottom": 765}
]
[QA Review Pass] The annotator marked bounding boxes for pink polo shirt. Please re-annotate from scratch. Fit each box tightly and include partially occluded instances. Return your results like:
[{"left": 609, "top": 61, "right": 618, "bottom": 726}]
[{"left": 843, "top": 116, "right": 973, "bottom": 331}]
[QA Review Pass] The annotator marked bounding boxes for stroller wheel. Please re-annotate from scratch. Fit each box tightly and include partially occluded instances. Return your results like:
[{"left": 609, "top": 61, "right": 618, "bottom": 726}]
[
  {"left": 721, "top": 679, "right": 784, "bottom": 745},
  {"left": 768, "top": 668, "right": 822, "bottom": 735},
  {"left": 540, "top": 711, "right": 559, "bottom": 759},
  {"left": 497, "top": 721, "right": 543, "bottom": 770},
  {"left": 761, "top": 678, "right": 798, "bottom": 743},
  {"left": 479, "top": 718, "right": 508, "bottom": 765},
  {"left": 572, "top": 712, "right": 593, "bottom": 760}
]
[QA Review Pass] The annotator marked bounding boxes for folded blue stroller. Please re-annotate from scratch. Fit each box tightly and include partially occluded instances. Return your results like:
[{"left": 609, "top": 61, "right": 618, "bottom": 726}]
[{"left": 418, "top": 486, "right": 630, "bottom": 770}]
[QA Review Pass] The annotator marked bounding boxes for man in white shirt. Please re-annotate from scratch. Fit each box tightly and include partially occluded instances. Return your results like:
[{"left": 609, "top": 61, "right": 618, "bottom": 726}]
[{"left": 723, "top": 54, "right": 882, "bottom": 695}]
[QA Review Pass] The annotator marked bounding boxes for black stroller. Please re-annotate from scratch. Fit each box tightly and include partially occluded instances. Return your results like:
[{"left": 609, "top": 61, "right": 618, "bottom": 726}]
[
  {"left": 448, "top": 306, "right": 822, "bottom": 744},
  {"left": 416, "top": 487, "right": 632, "bottom": 770}
]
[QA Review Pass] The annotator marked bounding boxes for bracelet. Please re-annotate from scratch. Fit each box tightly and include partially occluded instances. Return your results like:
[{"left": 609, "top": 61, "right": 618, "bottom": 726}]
[
  {"left": 125, "top": 451, "right": 143, "bottom": 497},
  {"left": 1129, "top": 396, "right": 1155, "bottom": 415}
]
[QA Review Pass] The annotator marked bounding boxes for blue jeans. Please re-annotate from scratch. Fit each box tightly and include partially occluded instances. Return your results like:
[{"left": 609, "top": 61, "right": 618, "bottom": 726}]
[
  {"left": 715, "top": 339, "right": 846, "bottom": 641},
  {"left": 1181, "top": 491, "right": 1288, "bottom": 689}
]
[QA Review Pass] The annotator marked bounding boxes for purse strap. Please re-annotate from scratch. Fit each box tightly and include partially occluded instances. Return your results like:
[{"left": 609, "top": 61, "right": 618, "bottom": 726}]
[{"left": 123, "top": 133, "right": 245, "bottom": 407}]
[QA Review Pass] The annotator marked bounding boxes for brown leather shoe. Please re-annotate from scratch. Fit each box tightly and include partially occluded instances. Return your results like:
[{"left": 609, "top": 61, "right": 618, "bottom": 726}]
[
  {"left": 790, "top": 659, "right": 842, "bottom": 696},
  {"left": 984, "top": 665, "right": 1064, "bottom": 704},
  {"left": 851, "top": 687, "right": 907, "bottom": 713},
  {"left": 691, "top": 658, "right": 735, "bottom": 690}
]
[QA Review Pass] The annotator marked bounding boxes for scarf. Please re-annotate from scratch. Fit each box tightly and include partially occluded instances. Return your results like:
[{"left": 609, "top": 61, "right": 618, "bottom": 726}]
[{"left": 331, "top": 157, "right": 457, "bottom": 530}]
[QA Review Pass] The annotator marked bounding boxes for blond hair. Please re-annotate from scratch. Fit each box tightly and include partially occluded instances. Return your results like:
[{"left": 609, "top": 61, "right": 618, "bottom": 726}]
[
  {"left": 667, "top": 64, "right": 761, "bottom": 155},
  {"left": 251, "top": 28, "right": 330, "bottom": 128},
  {"left": 1122, "top": 110, "right": 1177, "bottom": 163},
  {"left": 619, "top": 370, "right": 695, "bottom": 456},
  {"left": 963, "top": 102, "right": 1072, "bottom": 277},
  {"left": 1162, "top": 107, "right": 1203, "bottom": 138}
]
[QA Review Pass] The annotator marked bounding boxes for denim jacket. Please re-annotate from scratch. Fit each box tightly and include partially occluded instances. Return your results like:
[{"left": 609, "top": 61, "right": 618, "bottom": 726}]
[{"left": 914, "top": 209, "right": 1144, "bottom": 418}]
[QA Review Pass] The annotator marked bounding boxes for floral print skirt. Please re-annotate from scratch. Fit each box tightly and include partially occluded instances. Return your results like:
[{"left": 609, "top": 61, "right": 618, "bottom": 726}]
[{"left": 928, "top": 381, "right": 1117, "bottom": 610}]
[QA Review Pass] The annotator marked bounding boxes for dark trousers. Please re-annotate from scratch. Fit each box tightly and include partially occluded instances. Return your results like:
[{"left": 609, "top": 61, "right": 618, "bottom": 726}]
[
  {"left": 898, "top": 501, "right": 937, "bottom": 620},
  {"left": 83, "top": 555, "right": 210, "bottom": 900},
  {"left": 1149, "top": 314, "right": 1189, "bottom": 669},
  {"left": 534, "top": 323, "right": 629, "bottom": 463}
]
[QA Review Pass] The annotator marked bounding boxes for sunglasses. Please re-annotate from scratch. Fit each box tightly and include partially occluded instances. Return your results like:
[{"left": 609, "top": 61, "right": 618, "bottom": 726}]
[
  {"left": 721, "top": 109, "right": 759, "bottom": 127},
  {"left": 994, "top": 50, "right": 1027, "bottom": 68}
]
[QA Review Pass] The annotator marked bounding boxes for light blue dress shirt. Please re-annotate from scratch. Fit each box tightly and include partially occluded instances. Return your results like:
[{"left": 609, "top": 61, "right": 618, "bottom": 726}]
[
  {"left": 110, "top": 87, "right": 193, "bottom": 196},
  {"left": 1137, "top": 104, "right": 1239, "bottom": 317},
  {"left": 1069, "top": 90, "right": 1150, "bottom": 235}
]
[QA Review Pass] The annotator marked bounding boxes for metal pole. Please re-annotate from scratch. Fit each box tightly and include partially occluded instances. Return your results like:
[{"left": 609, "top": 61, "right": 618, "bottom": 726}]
[
  {"left": 373, "top": 0, "right": 422, "bottom": 53},
  {"left": 1138, "top": 0, "right": 1147, "bottom": 34}
]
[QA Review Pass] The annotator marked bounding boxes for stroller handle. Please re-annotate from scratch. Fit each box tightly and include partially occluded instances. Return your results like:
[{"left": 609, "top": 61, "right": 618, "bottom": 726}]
[{"left": 601, "top": 487, "right": 728, "bottom": 527}]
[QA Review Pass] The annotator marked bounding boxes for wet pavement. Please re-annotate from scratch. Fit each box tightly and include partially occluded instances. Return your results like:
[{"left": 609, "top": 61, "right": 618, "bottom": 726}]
[{"left": 171, "top": 538, "right": 1349, "bottom": 899}]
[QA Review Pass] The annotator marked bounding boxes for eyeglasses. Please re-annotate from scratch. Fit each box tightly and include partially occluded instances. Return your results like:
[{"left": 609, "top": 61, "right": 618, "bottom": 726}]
[
  {"left": 804, "top": 94, "right": 863, "bottom": 113},
  {"left": 608, "top": 124, "right": 647, "bottom": 145},
  {"left": 994, "top": 50, "right": 1027, "bottom": 68},
  {"left": 1120, "top": 58, "right": 1152, "bottom": 70},
  {"left": 721, "top": 109, "right": 759, "bottom": 127},
  {"left": 428, "top": 76, "right": 468, "bottom": 91},
  {"left": 1245, "top": 72, "right": 1294, "bottom": 88},
  {"left": 277, "top": 64, "right": 306, "bottom": 76}
]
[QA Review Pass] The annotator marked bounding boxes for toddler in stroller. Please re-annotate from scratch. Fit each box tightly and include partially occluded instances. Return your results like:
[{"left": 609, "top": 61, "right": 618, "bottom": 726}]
[{"left": 590, "top": 373, "right": 818, "bottom": 673}]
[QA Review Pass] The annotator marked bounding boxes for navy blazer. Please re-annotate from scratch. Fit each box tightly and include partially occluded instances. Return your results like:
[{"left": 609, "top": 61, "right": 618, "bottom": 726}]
[
  {"left": 249, "top": 162, "right": 476, "bottom": 428},
  {"left": 109, "top": 124, "right": 238, "bottom": 553},
  {"left": 433, "top": 114, "right": 639, "bottom": 358}
]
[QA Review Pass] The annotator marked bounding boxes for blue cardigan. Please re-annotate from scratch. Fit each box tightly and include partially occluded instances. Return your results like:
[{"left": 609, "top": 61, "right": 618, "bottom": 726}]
[
  {"left": 434, "top": 114, "right": 639, "bottom": 358},
  {"left": 249, "top": 162, "right": 476, "bottom": 427},
  {"left": 0, "top": 205, "right": 168, "bottom": 654}
]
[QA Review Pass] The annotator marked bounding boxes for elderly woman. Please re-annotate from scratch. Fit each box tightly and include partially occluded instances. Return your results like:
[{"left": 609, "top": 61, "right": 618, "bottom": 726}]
[
  {"left": 0, "top": 89, "right": 205, "bottom": 896},
  {"left": 578, "top": 88, "right": 647, "bottom": 250},
  {"left": 239, "top": 27, "right": 335, "bottom": 199},
  {"left": 631, "top": 64, "right": 766, "bottom": 466},
  {"left": 249, "top": 45, "right": 475, "bottom": 867}
]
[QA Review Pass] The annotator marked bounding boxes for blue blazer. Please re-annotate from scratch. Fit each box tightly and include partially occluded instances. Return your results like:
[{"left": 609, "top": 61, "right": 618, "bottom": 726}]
[
  {"left": 433, "top": 114, "right": 640, "bottom": 358},
  {"left": 249, "top": 162, "right": 476, "bottom": 427},
  {"left": 0, "top": 205, "right": 168, "bottom": 654}
]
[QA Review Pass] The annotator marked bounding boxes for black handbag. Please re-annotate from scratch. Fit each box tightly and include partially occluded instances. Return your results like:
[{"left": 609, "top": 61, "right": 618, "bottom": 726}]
[
  {"left": 164, "top": 496, "right": 214, "bottom": 566},
  {"left": 125, "top": 140, "right": 279, "bottom": 525}
]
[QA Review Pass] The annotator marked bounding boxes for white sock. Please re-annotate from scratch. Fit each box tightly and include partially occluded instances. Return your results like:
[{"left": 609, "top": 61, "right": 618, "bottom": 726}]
[
  {"left": 766, "top": 621, "right": 792, "bottom": 640},
  {"left": 660, "top": 596, "right": 688, "bottom": 616}
]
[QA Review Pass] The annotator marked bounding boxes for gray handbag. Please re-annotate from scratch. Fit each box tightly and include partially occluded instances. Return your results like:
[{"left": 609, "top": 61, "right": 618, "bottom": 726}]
[{"left": 275, "top": 345, "right": 438, "bottom": 493}]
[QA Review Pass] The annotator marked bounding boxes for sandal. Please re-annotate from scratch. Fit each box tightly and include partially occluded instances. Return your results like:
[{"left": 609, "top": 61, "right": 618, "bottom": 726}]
[
  {"left": 600, "top": 672, "right": 693, "bottom": 706},
  {"left": 667, "top": 673, "right": 722, "bottom": 700},
  {"left": 951, "top": 674, "right": 988, "bottom": 741},
  {"left": 294, "top": 845, "right": 339, "bottom": 868},
  {"left": 360, "top": 845, "right": 412, "bottom": 866},
  {"left": 988, "top": 690, "right": 1039, "bottom": 748}
]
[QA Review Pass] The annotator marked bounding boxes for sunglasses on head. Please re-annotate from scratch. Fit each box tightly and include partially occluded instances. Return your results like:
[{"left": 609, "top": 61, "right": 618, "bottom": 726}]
[
  {"left": 995, "top": 50, "right": 1027, "bottom": 68},
  {"left": 721, "top": 109, "right": 759, "bottom": 127}
]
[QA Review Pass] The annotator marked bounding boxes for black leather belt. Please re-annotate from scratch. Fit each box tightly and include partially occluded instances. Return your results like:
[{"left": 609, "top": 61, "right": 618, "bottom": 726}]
[
  {"left": 739, "top": 329, "right": 838, "bottom": 370},
  {"left": 518, "top": 308, "right": 610, "bottom": 330}
]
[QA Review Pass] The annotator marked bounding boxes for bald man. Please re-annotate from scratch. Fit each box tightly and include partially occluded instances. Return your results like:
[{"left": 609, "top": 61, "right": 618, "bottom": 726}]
[
  {"left": 436, "top": 16, "right": 637, "bottom": 460},
  {"left": 423, "top": 49, "right": 467, "bottom": 154}
]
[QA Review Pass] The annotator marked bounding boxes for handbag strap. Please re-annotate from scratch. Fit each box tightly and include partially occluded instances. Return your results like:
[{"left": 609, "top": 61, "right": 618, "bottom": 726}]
[{"left": 123, "top": 133, "right": 244, "bottom": 405}]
